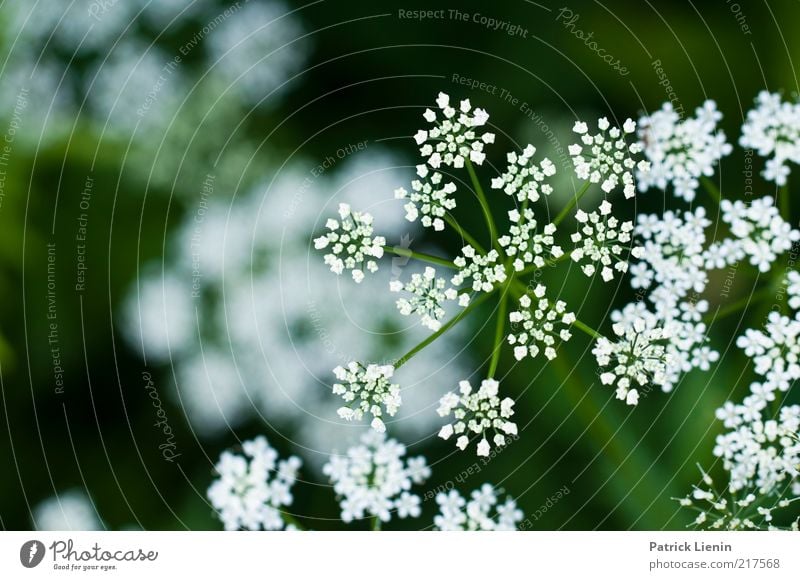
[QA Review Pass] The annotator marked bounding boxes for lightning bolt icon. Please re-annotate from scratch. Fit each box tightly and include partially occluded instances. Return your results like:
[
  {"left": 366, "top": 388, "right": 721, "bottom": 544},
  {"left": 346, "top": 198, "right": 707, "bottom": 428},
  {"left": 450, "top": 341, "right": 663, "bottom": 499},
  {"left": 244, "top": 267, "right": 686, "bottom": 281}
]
[{"left": 28, "top": 542, "right": 38, "bottom": 564}]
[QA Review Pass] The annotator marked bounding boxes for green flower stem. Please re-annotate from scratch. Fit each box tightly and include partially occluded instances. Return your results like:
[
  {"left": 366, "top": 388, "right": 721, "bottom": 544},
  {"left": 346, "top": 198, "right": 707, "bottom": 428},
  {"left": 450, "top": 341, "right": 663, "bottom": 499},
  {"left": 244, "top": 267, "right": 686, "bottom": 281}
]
[
  {"left": 572, "top": 318, "right": 603, "bottom": 340},
  {"left": 282, "top": 513, "right": 305, "bottom": 530},
  {"left": 705, "top": 288, "right": 773, "bottom": 324},
  {"left": 371, "top": 516, "right": 381, "bottom": 531},
  {"left": 487, "top": 281, "right": 512, "bottom": 379},
  {"left": 700, "top": 176, "right": 722, "bottom": 205},
  {"left": 779, "top": 183, "right": 790, "bottom": 222},
  {"left": 444, "top": 214, "right": 486, "bottom": 255},
  {"left": 394, "top": 290, "right": 495, "bottom": 369},
  {"left": 553, "top": 181, "right": 592, "bottom": 226},
  {"left": 465, "top": 159, "right": 498, "bottom": 248},
  {"left": 383, "top": 246, "right": 457, "bottom": 269}
]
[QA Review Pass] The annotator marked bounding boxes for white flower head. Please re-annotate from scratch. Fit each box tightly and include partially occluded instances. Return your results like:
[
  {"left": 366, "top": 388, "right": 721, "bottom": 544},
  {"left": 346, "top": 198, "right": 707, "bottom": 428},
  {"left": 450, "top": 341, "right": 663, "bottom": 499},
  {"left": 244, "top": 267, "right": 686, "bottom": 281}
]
[
  {"left": 569, "top": 116, "right": 649, "bottom": 198},
  {"left": 498, "top": 208, "right": 563, "bottom": 272},
  {"left": 637, "top": 100, "right": 732, "bottom": 201},
  {"left": 394, "top": 168, "right": 456, "bottom": 231},
  {"left": 740, "top": 91, "right": 800, "bottom": 186},
  {"left": 593, "top": 317, "right": 671, "bottom": 405},
  {"left": 323, "top": 430, "right": 430, "bottom": 523},
  {"left": 490, "top": 144, "right": 556, "bottom": 203},
  {"left": 390, "top": 266, "right": 467, "bottom": 331},
  {"left": 508, "top": 285, "right": 575, "bottom": 361},
  {"left": 570, "top": 200, "right": 641, "bottom": 282},
  {"left": 314, "top": 203, "right": 386, "bottom": 283},
  {"left": 437, "top": 378, "right": 517, "bottom": 456},
  {"left": 417, "top": 92, "right": 495, "bottom": 168},
  {"left": 433, "top": 484, "right": 523, "bottom": 530},
  {"left": 332, "top": 362, "right": 402, "bottom": 430},
  {"left": 451, "top": 246, "right": 507, "bottom": 295},
  {"left": 207, "top": 436, "right": 302, "bottom": 531}
]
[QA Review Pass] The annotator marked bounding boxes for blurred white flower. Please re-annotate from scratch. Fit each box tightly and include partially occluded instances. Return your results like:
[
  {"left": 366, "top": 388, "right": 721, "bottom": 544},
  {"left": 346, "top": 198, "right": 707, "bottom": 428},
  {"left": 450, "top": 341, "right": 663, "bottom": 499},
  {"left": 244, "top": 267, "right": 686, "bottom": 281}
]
[{"left": 34, "top": 489, "right": 102, "bottom": 531}]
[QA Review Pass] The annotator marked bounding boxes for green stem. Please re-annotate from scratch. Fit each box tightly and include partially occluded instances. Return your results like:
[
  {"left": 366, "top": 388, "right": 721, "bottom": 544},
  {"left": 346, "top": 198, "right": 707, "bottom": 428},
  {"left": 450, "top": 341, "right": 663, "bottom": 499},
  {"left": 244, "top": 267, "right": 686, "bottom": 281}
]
[
  {"left": 573, "top": 318, "right": 603, "bottom": 340},
  {"left": 395, "top": 290, "right": 494, "bottom": 369},
  {"left": 779, "top": 183, "right": 790, "bottom": 222},
  {"left": 371, "top": 516, "right": 381, "bottom": 531},
  {"left": 444, "top": 214, "right": 486, "bottom": 255},
  {"left": 487, "top": 284, "right": 511, "bottom": 379},
  {"left": 384, "top": 246, "right": 457, "bottom": 269},
  {"left": 517, "top": 252, "right": 571, "bottom": 277},
  {"left": 465, "top": 159, "right": 497, "bottom": 248},
  {"left": 282, "top": 513, "right": 305, "bottom": 530},
  {"left": 705, "top": 288, "right": 773, "bottom": 324},
  {"left": 554, "top": 181, "right": 592, "bottom": 226},
  {"left": 700, "top": 176, "right": 722, "bottom": 205}
]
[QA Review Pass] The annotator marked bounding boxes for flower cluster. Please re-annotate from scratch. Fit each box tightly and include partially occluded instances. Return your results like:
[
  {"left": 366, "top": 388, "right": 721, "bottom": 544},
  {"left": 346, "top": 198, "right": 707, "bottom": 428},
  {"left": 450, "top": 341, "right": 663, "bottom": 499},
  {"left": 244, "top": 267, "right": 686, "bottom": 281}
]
[
  {"left": 714, "top": 197, "right": 800, "bottom": 272},
  {"left": 323, "top": 430, "right": 430, "bottom": 524},
  {"left": 416, "top": 92, "right": 495, "bottom": 168},
  {"left": 437, "top": 379, "right": 517, "bottom": 456},
  {"left": 570, "top": 200, "right": 641, "bottom": 282},
  {"left": 434, "top": 484, "right": 524, "bottom": 530},
  {"left": 788, "top": 270, "right": 800, "bottom": 311},
  {"left": 508, "top": 285, "right": 575, "bottom": 361},
  {"left": 332, "top": 362, "right": 402, "bottom": 432},
  {"left": 314, "top": 203, "right": 386, "bottom": 283},
  {"left": 569, "top": 117, "right": 649, "bottom": 198},
  {"left": 451, "top": 246, "right": 507, "bottom": 293},
  {"left": 394, "top": 166, "right": 456, "bottom": 231},
  {"left": 593, "top": 318, "right": 670, "bottom": 405},
  {"left": 499, "top": 208, "right": 563, "bottom": 272},
  {"left": 490, "top": 144, "right": 556, "bottom": 202},
  {"left": 207, "top": 436, "right": 301, "bottom": 531},
  {"left": 390, "top": 266, "right": 468, "bottom": 331},
  {"left": 740, "top": 91, "right": 800, "bottom": 185},
  {"left": 637, "top": 101, "right": 732, "bottom": 201}
]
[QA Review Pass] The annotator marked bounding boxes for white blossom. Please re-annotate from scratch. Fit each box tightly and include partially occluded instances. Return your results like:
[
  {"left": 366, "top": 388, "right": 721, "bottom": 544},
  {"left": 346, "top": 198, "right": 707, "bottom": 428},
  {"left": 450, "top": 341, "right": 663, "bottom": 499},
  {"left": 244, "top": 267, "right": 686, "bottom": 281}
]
[
  {"left": 637, "top": 101, "right": 732, "bottom": 201},
  {"left": 490, "top": 144, "right": 556, "bottom": 202},
  {"left": 740, "top": 91, "right": 800, "bottom": 186},
  {"left": 314, "top": 203, "right": 386, "bottom": 283},
  {"left": 451, "top": 246, "right": 507, "bottom": 294},
  {"left": 498, "top": 208, "right": 563, "bottom": 272},
  {"left": 394, "top": 166, "right": 457, "bottom": 231},
  {"left": 788, "top": 270, "right": 800, "bottom": 311},
  {"left": 569, "top": 117, "right": 649, "bottom": 198},
  {"left": 207, "top": 436, "right": 301, "bottom": 531},
  {"left": 390, "top": 266, "right": 468, "bottom": 331},
  {"left": 332, "top": 362, "right": 402, "bottom": 431},
  {"left": 508, "top": 285, "right": 575, "bottom": 360},
  {"left": 437, "top": 379, "right": 517, "bottom": 455},
  {"left": 593, "top": 318, "right": 670, "bottom": 405},
  {"left": 417, "top": 92, "right": 495, "bottom": 168},
  {"left": 323, "top": 430, "right": 430, "bottom": 523},
  {"left": 433, "top": 484, "right": 523, "bottom": 530},
  {"left": 570, "top": 200, "right": 641, "bottom": 281}
]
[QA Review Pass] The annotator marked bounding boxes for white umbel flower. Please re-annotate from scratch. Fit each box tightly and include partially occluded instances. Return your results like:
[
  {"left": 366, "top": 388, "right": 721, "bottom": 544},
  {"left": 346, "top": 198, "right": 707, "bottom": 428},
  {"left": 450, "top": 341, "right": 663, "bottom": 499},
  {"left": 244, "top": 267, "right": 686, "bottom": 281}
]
[
  {"left": 323, "top": 430, "right": 430, "bottom": 524},
  {"left": 569, "top": 117, "right": 649, "bottom": 198},
  {"left": 207, "top": 436, "right": 301, "bottom": 531},
  {"left": 593, "top": 318, "right": 670, "bottom": 405},
  {"left": 314, "top": 203, "right": 386, "bottom": 283},
  {"left": 740, "top": 91, "right": 800, "bottom": 186},
  {"left": 390, "top": 266, "right": 468, "bottom": 331},
  {"left": 437, "top": 378, "right": 517, "bottom": 456},
  {"left": 490, "top": 144, "right": 556, "bottom": 202},
  {"left": 570, "top": 200, "right": 642, "bottom": 282},
  {"left": 715, "top": 197, "right": 800, "bottom": 272},
  {"left": 508, "top": 285, "right": 575, "bottom": 361},
  {"left": 433, "top": 484, "right": 523, "bottom": 530},
  {"left": 498, "top": 208, "right": 563, "bottom": 272},
  {"left": 332, "top": 362, "right": 402, "bottom": 432},
  {"left": 637, "top": 101, "right": 732, "bottom": 202},
  {"left": 451, "top": 246, "right": 507, "bottom": 294},
  {"left": 393, "top": 165, "right": 457, "bottom": 231},
  {"left": 736, "top": 311, "right": 800, "bottom": 394},
  {"left": 417, "top": 92, "right": 495, "bottom": 168}
]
